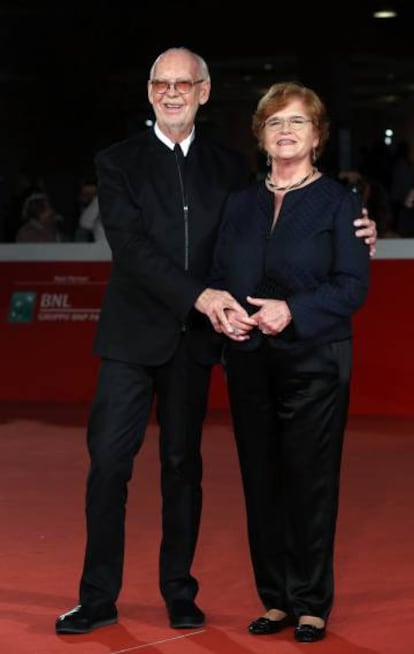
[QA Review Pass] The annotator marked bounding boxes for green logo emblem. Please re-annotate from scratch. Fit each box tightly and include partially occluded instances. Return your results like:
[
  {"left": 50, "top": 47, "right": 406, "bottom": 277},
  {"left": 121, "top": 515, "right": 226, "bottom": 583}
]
[{"left": 8, "top": 292, "right": 37, "bottom": 323}]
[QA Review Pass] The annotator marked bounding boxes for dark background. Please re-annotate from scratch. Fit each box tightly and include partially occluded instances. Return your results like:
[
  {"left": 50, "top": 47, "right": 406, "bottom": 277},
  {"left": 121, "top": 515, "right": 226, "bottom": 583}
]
[{"left": 1, "top": 0, "right": 414, "bottom": 231}]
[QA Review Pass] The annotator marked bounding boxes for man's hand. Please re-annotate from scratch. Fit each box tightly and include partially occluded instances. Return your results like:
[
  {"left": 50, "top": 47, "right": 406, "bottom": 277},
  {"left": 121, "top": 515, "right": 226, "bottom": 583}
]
[
  {"left": 224, "top": 308, "right": 257, "bottom": 341},
  {"left": 354, "top": 207, "right": 377, "bottom": 257},
  {"left": 195, "top": 288, "right": 249, "bottom": 334}
]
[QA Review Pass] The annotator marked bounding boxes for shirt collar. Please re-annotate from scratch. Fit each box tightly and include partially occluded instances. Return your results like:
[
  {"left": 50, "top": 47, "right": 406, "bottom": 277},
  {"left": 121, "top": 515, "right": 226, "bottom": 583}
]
[{"left": 154, "top": 123, "right": 194, "bottom": 157}]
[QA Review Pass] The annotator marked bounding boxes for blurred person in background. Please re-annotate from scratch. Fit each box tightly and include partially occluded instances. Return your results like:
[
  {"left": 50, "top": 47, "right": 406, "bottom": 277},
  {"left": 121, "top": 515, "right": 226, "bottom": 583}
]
[
  {"left": 396, "top": 186, "right": 414, "bottom": 237},
  {"left": 15, "top": 192, "right": 67, "bottom": 242},
  {"left": 338, "top": 170, "right": 393, "bottom": 237},
  {"left": 75, "top": 176, "right": 106, "bottom": 242},
  {"left": 390, "top": 140, "right": 414, "bottom": 235}
]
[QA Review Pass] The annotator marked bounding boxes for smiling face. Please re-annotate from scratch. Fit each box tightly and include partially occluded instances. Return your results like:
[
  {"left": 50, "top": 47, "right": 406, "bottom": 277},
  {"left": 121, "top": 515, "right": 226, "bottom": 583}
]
[
  {"left": 252, "top": 82, "right": 330, "bottom": 167},
  {"left": 147, "top": 49, "right": 211, "bottom": 142},
  {"left": 263, "top": 98, "right": 319, "bottom": 166}
]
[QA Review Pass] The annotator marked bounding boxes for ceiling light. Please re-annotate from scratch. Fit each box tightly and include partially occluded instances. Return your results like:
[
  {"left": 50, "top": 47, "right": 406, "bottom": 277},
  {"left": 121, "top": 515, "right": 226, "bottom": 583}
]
[{"left": 373, "top": 7, "right": 397, "bottom": 18}]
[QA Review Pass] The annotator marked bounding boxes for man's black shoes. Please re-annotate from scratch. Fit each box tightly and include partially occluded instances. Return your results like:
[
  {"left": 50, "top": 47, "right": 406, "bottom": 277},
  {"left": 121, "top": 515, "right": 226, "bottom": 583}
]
[
  {"left": 56, "top": 599, "right": 204, "bottom": 633},
  {"left": 167, "top": 599, "right": 205, "bottom": 629},
  {"left": 55, "top": 603, "right": 118, "bottom": 634}
]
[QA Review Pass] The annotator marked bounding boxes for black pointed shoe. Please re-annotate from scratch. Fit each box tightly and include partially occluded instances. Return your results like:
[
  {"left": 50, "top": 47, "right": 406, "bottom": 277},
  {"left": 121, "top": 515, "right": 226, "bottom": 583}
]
[
  {"left": 55, "top": 603, "right": 118, "bottom": 634},
  {"left": 248, "top": 614, "right": 292, "bottom": 635},
  {"left": 167, "top": 599, "right": 205, "bottom": 629},
  {"left": 294, "top": 623, "right": 326, "bottom": 642}
]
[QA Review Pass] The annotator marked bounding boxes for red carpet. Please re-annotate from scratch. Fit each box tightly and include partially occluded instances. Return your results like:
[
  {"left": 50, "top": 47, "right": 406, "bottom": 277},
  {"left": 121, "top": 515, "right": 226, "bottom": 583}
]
[{"left": 0, "top": 405, "right": 413, "bottom": 653}]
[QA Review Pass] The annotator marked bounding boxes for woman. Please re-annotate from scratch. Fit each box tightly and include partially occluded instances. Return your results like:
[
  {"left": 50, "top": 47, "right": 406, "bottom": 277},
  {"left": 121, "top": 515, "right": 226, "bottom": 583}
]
[{"left": 209, "top": 82, "right": 370, "bottom": 642}]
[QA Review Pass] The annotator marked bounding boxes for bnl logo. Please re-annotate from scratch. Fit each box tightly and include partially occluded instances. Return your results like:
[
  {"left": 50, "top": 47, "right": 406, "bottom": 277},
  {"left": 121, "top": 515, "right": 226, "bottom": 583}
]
[{"left": 8, "top": 292, "right": 72, "bottom": 322}]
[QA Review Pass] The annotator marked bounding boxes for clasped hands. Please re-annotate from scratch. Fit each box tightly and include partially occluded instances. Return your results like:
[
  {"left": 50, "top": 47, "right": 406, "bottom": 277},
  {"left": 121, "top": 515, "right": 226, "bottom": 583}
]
[
  {"left": 195, "top": 288, "right": 292, "bottom": 341},
  {"left": 225, "top": 296, "right": 292, "bottom": 341}
]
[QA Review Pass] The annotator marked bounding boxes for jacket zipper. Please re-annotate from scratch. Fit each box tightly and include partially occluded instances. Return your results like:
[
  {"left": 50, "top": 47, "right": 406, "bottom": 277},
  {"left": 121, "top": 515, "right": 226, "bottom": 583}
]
[
  {"left": 175, "top": 147, "right": 189, "bottom": 332},
  {"left": 174, "top": 148, "right": 189, "bottom": 271}
]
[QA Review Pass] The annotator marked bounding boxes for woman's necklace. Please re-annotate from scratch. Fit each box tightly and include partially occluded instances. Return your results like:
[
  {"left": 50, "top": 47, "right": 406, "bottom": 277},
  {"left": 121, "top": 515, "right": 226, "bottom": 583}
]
[{"left": 265, "top": 167, "right": 317, "bottom": 193}]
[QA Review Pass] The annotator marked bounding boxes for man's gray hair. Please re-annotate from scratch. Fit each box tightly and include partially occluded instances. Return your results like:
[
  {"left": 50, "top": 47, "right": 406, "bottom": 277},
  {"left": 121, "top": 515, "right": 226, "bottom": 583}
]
[{"left": 149, "top": 47, "right": 210, "bottom": 82}]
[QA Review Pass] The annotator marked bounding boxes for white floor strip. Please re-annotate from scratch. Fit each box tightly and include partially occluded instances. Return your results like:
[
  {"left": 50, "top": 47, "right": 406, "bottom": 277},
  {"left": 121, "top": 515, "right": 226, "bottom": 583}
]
[{"left": 112, "top": 629, "right": 206, "bottom": 653}]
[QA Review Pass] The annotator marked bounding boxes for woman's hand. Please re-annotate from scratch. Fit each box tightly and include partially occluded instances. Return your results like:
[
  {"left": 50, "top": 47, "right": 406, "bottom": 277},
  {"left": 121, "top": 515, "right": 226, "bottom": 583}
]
[{"left": 247, "top": 297, "right": 292, "bottom": 335}]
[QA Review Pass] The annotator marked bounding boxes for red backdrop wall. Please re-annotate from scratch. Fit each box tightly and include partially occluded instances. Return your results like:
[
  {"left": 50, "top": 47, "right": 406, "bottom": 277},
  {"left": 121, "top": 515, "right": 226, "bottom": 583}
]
[{"left": 0, "top": 258, "right": 413, "bottom": 415}]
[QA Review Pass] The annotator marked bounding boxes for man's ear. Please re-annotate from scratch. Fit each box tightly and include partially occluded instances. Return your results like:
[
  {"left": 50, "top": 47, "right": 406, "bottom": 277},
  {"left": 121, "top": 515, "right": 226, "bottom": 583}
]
[{"left": 198, "top": 81, "right": 211, "bottom": 106}]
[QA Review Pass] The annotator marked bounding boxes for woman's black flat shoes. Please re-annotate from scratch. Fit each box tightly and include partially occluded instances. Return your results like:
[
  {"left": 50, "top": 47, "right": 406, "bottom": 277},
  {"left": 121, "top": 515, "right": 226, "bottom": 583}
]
[
  {"left": 248, "top": 614, "right": 292, "bottom": 635},
  {"left": 294, "top": 623, "right": 326, "bottom": 642}
]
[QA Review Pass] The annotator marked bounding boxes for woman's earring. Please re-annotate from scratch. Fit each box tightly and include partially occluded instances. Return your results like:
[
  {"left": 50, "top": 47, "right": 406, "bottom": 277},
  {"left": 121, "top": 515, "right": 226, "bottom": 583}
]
[
  {"left": 266, "top": 153, "right": 271, "bottom": 167},
  {"left": 312, "top": 147, "right": 317, "bottom": 163}
]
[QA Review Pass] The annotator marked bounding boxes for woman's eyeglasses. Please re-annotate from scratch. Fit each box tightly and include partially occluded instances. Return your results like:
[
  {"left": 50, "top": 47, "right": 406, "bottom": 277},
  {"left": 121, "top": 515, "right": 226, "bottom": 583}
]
[{"left": 264, "top": 117, "right": 313, "bottom": 131}]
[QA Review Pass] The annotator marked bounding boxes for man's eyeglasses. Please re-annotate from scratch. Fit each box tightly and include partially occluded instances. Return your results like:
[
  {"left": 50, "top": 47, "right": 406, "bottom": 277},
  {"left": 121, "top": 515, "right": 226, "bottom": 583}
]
[
  {"left": 264, "top": 117, "right": 313, "bottom": 131},
  {"left": 150, "top": 79, "right": 205, "bottom": 95}
]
